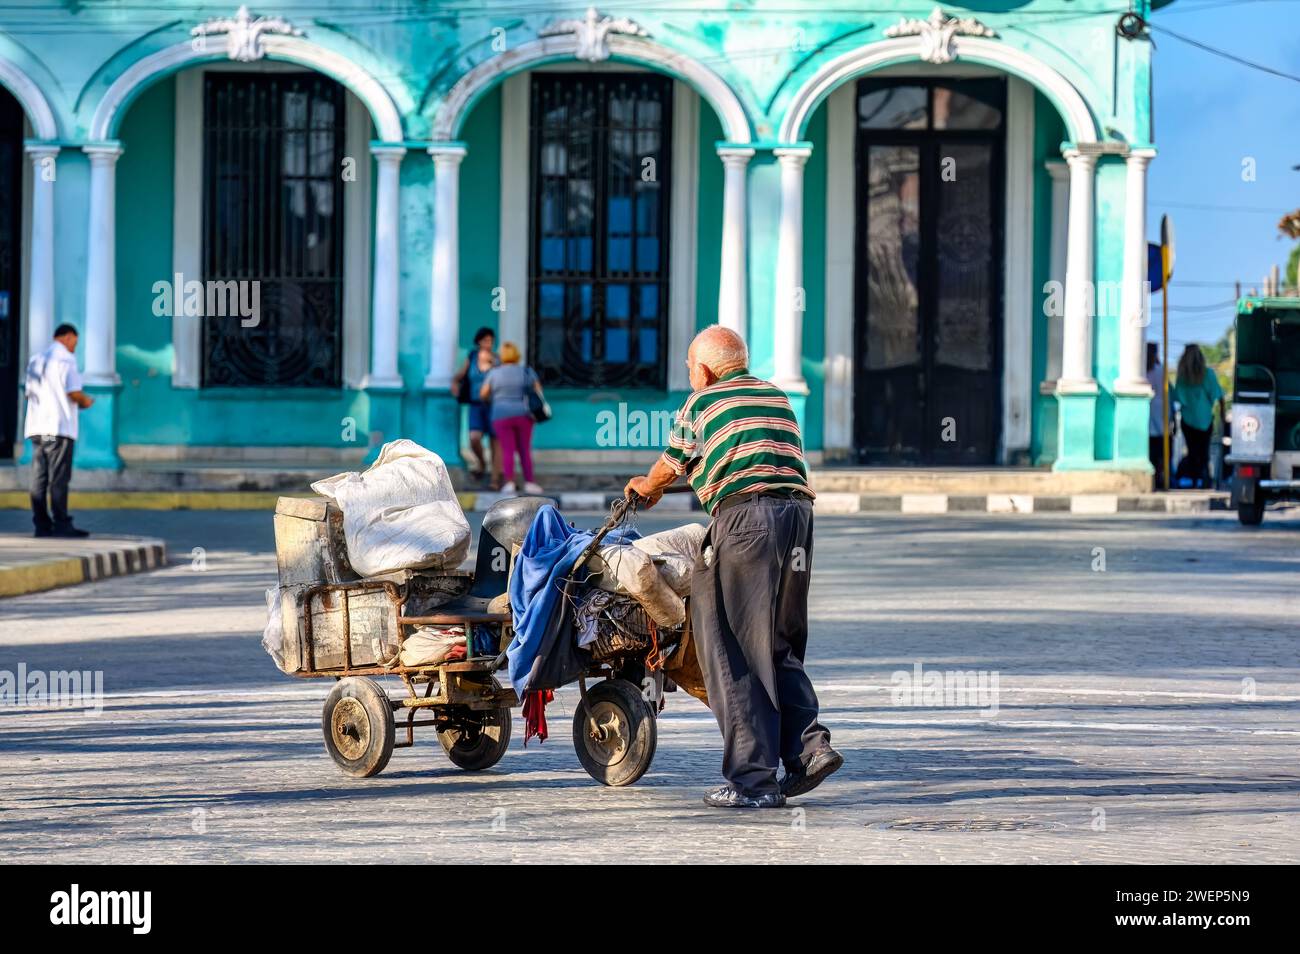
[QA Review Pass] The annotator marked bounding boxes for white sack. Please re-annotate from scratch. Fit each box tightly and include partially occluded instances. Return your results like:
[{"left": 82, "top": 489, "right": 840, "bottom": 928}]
[
  {"left": 311, "top": 439, "right": 470, "bottom": 577},
  {"left": 261, "top": 585, "right": 285, "bottom": 671},
  {"left": 399, "top": 624, "right": 467, "bottom": 668},
  {"left": 590, "top": 544, "right": 685, "bottom": 628},
  {"left": 631, "top": 523, "right": 706, "bottom": 596}
]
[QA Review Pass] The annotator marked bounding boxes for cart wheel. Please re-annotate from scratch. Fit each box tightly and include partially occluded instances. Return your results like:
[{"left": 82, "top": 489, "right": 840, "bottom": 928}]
[
  {"left": 1238, "top": 498, "right": 1265, "bottom": 526},
  {"left": 573, "top": 678, "right": 657, "bottom": 787},
  {"left": 437, "top": 689, "right": 513, "bottom": 771},
  {"left": 322, "top": 677, "right": 395, "bottom": 778}
]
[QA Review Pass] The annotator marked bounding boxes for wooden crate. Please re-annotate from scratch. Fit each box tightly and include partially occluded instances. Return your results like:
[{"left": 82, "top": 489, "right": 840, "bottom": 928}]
[
  {"left": 279, "top": 583, "right": 400, "bottom": 673},
  {"left": 273, "top": 496, "right": 356, "bottom": 586}
]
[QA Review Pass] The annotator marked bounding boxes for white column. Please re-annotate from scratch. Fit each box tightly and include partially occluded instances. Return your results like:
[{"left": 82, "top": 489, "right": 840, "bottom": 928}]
[
  {"left": 364, "top": 144, "right": 406, "bottom": 389},
  {"left": 773, "top": 146, "right": 811, "bottom": 393},
  {"left": 24, "top": 144, "right": 58, "bottom": 358},
  {"left": 1116, "top": 148, "right": 1156, "bottom": 394},
  {"left": 716, "top": 146, "right": 753, "bottom": 336},
  {"left": 1042, "top": 160, "right": 1070, "bottom": 387},
  {"left": 1057, "top": 148, "right": 1097, "bottom": 392},
  {"left": 425, "top": 143, "right": 466, "bottom": 390},
  {"left": 83, "top": 144, "right": 123, "bottom": 386}
]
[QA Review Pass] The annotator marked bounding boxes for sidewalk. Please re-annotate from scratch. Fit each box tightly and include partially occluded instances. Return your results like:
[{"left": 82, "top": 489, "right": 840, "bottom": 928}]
[{"left": 0, "top": 534, "right": 168, "bottom": 598}]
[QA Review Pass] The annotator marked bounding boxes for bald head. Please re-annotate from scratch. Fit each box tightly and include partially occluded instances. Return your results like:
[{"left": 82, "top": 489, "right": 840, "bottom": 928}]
[{"left": 687, "top": 326, "right": 748, "bottom": 389}]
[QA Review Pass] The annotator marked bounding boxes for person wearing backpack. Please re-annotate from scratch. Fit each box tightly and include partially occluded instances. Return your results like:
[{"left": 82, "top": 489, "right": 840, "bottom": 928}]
[{"left": 451, "top": 326, "right": 501, "bottom": 489}]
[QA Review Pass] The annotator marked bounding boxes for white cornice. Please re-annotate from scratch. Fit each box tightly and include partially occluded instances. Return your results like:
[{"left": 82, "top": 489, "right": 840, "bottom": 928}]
[
  {"left": 780, "top": 34, "right": 1098, "bottom": 146},
  {"left": 433, "top": 32, "right": 750, "bottom": 143}
]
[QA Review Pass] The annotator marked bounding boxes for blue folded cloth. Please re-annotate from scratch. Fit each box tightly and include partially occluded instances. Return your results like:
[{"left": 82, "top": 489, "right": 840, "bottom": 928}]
[{"left": 506, "top": 504, "right": 639, "bottom": 696}]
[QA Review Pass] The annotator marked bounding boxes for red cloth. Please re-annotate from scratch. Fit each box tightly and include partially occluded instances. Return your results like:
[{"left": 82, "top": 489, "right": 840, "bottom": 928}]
[
  {"left": 444, "top": 643, "right": 467, "bottom": 662},
  {"left": 522, "top": 689, "right": 553, "bottom": 746}
]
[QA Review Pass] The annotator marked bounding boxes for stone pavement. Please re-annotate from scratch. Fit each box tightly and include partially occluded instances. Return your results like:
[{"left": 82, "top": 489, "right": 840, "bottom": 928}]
[{"left": 0, "top": 508, "right": 1297, "bottom": 863}]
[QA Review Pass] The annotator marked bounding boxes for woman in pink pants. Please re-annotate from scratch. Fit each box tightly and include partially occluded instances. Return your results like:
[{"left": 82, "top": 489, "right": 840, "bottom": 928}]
[{"left": 480, "top": 342, "right": 545, "bottom": 495}]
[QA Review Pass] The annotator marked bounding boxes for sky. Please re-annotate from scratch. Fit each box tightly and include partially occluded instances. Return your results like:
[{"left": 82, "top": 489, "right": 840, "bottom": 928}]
[{"left": 1148, "top": 0, "right": 1300, "bottom": 353}]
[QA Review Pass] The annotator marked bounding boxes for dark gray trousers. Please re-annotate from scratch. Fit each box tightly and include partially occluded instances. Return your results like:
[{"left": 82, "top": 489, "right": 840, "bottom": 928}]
[
  {"left": 30, "top": 435, "right": 75, "bottom": 531},
  {"left": 692, "top": 495, "right": 830, "bottom": 797}
]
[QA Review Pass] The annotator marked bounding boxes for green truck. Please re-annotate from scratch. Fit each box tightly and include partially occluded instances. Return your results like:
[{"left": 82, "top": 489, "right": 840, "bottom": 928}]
[{"left": 1228, "top": 297, "right": 1300, "bottom": 525}]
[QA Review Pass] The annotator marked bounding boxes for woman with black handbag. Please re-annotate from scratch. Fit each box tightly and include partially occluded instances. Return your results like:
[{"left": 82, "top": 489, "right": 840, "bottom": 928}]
[
  {"left": 480, "top": 341, "right": 548, "bottom": 494},
  {"left": 451, "top": 327, "right": 501, "bottom": 489}
]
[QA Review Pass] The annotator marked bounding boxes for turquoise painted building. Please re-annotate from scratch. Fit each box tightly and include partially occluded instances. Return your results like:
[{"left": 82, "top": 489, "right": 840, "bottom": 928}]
[{"left": 0, "top": 2, "right": 1174, "bottom": 485}]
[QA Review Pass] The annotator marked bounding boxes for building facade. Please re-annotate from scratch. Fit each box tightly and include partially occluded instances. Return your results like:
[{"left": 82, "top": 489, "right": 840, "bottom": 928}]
[{"left": 0, "top": 2, "right": 1171, "bottom": 482}]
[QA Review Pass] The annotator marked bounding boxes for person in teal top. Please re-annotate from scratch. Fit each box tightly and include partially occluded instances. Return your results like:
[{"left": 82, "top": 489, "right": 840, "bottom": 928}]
[{"left": 1172, "top": 343, "right": 1223, "bottom": 488}]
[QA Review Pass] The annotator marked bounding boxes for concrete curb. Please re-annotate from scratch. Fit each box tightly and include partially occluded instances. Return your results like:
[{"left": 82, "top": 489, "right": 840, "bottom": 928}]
[
  {"left": 0, "top": 490, "right": 1230, "bottom": 516},
  {"left": 0, "top": 538, "right": 168, "bottom": 598},
  {"left": 460, "top": 491, "right": 1231, "bottom": 516},
  {"left": 0, "top": 491, "right": 294, "bottom": 511}
]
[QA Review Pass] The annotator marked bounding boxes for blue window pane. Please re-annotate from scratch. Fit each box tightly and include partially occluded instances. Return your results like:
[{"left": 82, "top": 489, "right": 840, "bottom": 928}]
[
  {"left": 578, "top": 283, "right": 593, "bottom": 318},
  {"left": 541, "top": 237, "right": 564, "bottom": 271},
  {"left": 607, "top": 237, "right": 631, "bottom": 272},
  {"left": 639, "top": 285, "right": 658, "bottom": 318},
  {"left": 639, "top": 329, "right": 657, "bottom": 363},
  {"left": 606, "top": 327, "right": 629, "bottom": 363},
  {"left": 606, "top": 284, "right": 629, "bottom": 319},
  {"left": 636, "top": 190, "right": 659, "bottom": 233},
  {"left": 608, "top": 196, "right": 632, "bottom": 233},
  {"left": 540, "top": 283, "right": 564, "bottom": 318},
  {"left": 636, "top": 238, "right": 659, "bottom": 272},
  {"left": 581, "top": 327, "right": 592, "bottom": 362},
  {"left": 568, "top": 237, "right": 592, "bottom": 271}
]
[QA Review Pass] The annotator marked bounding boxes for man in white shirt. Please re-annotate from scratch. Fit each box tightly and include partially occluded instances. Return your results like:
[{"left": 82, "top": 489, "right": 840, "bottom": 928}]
[{"left": 24, "top": 324, "right": 94, "bottom": 537}]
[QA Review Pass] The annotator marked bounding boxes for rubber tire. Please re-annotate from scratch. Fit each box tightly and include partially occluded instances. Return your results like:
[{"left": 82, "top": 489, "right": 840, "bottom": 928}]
[
  {"left": 438, "top": 687, "right": 513, "bottom": 771},
  {"left": 322, "top": 677, "right": 395, "bottom": 778},
  {"left": 573, "top": 678, "right": 657, "bottom": 787},
  {"left": 1238, "top": 498, "right": 1265, "bottom": 526}
]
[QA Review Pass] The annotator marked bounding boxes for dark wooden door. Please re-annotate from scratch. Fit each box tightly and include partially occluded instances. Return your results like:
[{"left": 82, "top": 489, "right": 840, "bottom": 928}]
[{"left": 853, "top": 79, "right": 1004, "bottom": 464}]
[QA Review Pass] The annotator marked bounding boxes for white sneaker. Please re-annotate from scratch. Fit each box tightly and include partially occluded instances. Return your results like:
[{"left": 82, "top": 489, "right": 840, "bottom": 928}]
[
  {"left": 523, "top": 481, "right": 544, "bottom": 495},
  {"left": 499, "top": 481, "right": 516, "bottom": 494}
]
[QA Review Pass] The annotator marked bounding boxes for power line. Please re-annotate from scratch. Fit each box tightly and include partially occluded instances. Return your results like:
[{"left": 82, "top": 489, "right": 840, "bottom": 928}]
[
  {"left": 1168, "top": 300, "right": 1241, "bottom": 312},
  {"left": 1148, "top": 23, "right": 1300, "bottom": 84},
  {"left": 1150, "top": 200, "right": 1284, "bottom": 214}
]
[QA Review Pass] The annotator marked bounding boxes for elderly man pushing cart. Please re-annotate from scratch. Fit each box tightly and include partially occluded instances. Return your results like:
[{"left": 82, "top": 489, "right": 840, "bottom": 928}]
[{"left": 625, "top": 326, "right": 843, "bottom": 808}]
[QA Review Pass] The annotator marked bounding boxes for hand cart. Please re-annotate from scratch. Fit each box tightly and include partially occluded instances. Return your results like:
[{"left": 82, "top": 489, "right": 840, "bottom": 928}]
[{"left": 284, "top": 491, "right": 697, "bottom": 786}]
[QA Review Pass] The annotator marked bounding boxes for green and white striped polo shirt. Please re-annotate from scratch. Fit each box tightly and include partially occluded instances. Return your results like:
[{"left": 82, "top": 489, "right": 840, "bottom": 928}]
[{"left": 661, "top": 369, "right": 814, "bottom": 514}]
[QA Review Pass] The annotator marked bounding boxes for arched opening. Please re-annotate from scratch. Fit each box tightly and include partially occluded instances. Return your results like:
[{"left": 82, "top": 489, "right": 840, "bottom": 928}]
[
  {"left": 0, "top": 65, "right": 56, "bottom": 460},
  {"left": 786, "top": 41, "right": 1094, "bottom": 466},
  {"left": 440, "top": 41, "right": 751, "bottom": 469},
  {"left": 86, "top": 39, "right": 404, "bottom": 463}
]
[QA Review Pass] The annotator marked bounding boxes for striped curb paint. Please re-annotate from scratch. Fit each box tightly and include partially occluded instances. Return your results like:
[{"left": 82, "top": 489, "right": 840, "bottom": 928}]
[
  {"left": 1, "top": 490, "right": 1229, "bottom": 516},
  {"left": 0, "top": 540, "right": 168, "bottom": 598}
]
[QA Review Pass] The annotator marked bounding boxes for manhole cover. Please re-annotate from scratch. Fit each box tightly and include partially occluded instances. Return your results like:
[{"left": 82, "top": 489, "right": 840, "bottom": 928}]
[{"left": 876, "top": 819, "right": 1054, "bottom": 832}]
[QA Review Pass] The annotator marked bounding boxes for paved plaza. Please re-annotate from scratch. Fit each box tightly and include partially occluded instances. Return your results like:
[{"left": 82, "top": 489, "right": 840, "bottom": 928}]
[{"left": 1, "top": 508, "right": 1297, "bottom": 863}]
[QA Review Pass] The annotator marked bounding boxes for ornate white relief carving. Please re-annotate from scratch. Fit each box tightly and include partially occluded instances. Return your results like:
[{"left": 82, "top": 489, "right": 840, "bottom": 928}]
[
  {"left": 884, "top": 6, "right": 997, "bottom": 65},
  {"left": 539, "top": 6, "right": 648, "bottom": 62},
  {"left": 192, "top": 5, "right": 303, "bottom": 62}
]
